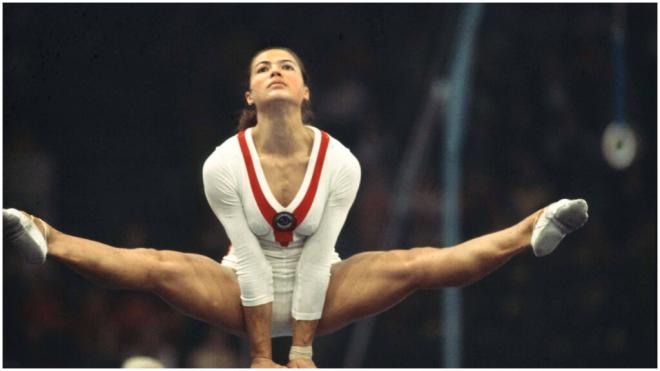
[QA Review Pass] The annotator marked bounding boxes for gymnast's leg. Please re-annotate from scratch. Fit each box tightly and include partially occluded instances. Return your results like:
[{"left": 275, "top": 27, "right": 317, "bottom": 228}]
[
  {"left": 3, "top": 209, "right": 246, "bottom": 336},
  {"left": 317, "top": 199, "right": 588, "bottom": 335}
]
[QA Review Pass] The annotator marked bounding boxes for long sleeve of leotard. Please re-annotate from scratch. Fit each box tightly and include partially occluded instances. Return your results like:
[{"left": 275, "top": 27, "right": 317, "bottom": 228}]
[
  {"left": 202, "top": 150, "right": 274, "bottom": 307},
  {"left": 291, "top": 148, "right": 361, "bottom": 320}
]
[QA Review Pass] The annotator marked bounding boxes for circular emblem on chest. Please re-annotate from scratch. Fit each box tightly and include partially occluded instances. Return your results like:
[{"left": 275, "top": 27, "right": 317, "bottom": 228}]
[{"left": 273, "top": 211, "right": 297, "bottom": 232}]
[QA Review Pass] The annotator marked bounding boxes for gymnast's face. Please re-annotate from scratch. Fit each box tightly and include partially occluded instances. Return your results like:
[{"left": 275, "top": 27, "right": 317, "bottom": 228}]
[{"left": 245, "top": 49, "right": 310, "bottom": 110}]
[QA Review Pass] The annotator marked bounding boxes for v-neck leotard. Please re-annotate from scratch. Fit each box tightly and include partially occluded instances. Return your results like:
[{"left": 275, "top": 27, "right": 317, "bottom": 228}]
[{"left": 202, "top": 126, "right": 360, "bottom": 334}]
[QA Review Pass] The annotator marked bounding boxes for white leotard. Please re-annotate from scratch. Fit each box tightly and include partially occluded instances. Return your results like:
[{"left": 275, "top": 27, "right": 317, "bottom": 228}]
[{"left": 202, "top": 126, "right": 360, "bottom": 334}]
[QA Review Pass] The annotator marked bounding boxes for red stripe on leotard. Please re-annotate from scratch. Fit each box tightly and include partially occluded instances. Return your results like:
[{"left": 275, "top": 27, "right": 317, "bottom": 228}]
[
  {"left": 294, "top": 131, "right": 329, "bottom": 225},
  {"left": 237, "top": 131, "right": 277, "bottom": 232}
]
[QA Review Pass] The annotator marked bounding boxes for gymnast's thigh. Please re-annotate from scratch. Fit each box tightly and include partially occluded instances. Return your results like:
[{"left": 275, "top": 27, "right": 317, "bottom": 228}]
[
  {"left": 154, "top": 252, "right": 246, "bottom": 337},
  {"left": 317, "top": 250, "right": 417, "bottom": 336}
]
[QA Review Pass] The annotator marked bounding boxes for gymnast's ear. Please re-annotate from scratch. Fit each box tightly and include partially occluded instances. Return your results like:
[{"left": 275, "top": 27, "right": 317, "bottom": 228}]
[
  {"left": 303, "top": 86, "right": 310, "bottom": 102},
  {"left": 245, "top": 90, "right": 254, "bottom": 106}
]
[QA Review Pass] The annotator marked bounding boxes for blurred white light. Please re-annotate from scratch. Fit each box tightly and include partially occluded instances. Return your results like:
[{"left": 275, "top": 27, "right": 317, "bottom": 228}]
[
  {"left": 122, "top": 356, "right": 164, "bottom": 368},
  {"left": 602, "top": 122, "right": 637, "bottom": 170}
]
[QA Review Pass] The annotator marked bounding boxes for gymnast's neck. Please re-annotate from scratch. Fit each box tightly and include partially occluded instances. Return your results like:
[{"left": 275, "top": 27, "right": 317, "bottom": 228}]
[{"left": 252, "top": 104, "right": 313, "bottom": 156}]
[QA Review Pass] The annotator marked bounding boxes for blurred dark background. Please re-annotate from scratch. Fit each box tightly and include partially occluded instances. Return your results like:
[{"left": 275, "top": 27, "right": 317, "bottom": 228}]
[{"left": 3, "top": 3, "right": 656, "bottom": 368}]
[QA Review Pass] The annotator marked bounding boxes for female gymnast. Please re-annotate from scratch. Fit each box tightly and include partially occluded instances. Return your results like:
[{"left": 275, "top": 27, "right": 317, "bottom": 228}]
[{"left": 4, "top": 47, "right": 589, "bottom": 368}]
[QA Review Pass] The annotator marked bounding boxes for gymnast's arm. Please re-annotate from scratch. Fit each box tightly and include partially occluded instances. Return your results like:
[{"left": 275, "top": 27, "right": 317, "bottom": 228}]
[
  {"left": 289, "top": 151, "right": 361, "bottom": 362},
  {"left": 202, "top": 152, "right": 276, "bottom": 364}
]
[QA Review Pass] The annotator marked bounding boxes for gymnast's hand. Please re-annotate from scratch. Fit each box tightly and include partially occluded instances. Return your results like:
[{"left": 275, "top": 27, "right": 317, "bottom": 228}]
[
  {"left": 251, "top": 357, "right": 286, "bottom": 368},
  {"left": 287, "top": 358, "right": 317, "bottom": 368}
]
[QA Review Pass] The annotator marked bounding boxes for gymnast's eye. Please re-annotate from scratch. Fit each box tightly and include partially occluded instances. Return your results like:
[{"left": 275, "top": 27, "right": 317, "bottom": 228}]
[
  {"left": 256, "top": 65, "right": 269, "bottom": 73},
  {"left": 282, "top": 63, "right": 295, "bottom": 71}
]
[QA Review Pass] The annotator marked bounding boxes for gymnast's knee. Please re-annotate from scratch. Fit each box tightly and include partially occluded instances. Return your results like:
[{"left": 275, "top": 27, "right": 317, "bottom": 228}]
[
  {"left": 137, "top": 248, "right": 188, "bottom": 292},
  {"left": 383, "top": 249, "right": 421, "bottom": 290}
]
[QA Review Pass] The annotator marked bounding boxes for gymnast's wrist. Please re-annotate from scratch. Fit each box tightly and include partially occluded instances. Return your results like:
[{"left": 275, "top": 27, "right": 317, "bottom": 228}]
[{"left": 289, "top": 345, "right": 313, "bottom": 360}]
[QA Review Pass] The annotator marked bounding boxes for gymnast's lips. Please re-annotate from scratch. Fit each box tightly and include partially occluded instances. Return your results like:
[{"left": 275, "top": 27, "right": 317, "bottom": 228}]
[{"left": 268, "top": 80, "right": 287, "bottom": 88}]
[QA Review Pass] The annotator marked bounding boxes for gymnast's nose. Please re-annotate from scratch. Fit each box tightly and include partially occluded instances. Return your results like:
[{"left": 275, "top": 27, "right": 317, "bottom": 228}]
[{"left": 270, "top": 67, "right": 283, "bottom": 77}]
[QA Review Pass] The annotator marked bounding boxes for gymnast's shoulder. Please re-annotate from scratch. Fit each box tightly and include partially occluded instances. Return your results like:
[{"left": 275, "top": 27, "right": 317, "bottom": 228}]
[
  {"left": 202, "top": 133, "right": 242, "bottom": 180},
  {"left": 321, "top": 129, "right": 361, "bottom": 183}
]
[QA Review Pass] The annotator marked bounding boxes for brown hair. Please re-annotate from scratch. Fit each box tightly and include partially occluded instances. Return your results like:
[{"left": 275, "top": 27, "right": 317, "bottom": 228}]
[{"left": 237, "top": 47, "right": 315, "bottom": 131}]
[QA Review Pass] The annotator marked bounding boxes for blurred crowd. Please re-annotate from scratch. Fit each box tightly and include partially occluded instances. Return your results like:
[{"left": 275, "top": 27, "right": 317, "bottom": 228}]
[{"left": 4, "top": 4, "right": 656, "bottom": 368}]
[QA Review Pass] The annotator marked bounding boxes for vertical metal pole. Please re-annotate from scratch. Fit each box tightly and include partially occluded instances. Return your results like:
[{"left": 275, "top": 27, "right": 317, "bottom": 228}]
[{"left": 440, "top": 3, "right": 483, "bottom": 368}]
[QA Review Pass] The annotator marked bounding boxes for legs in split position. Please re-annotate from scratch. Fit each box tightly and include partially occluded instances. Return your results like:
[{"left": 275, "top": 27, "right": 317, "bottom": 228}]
[{"left": 4, "top": 198, "right": 588, "bottom": 338}]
